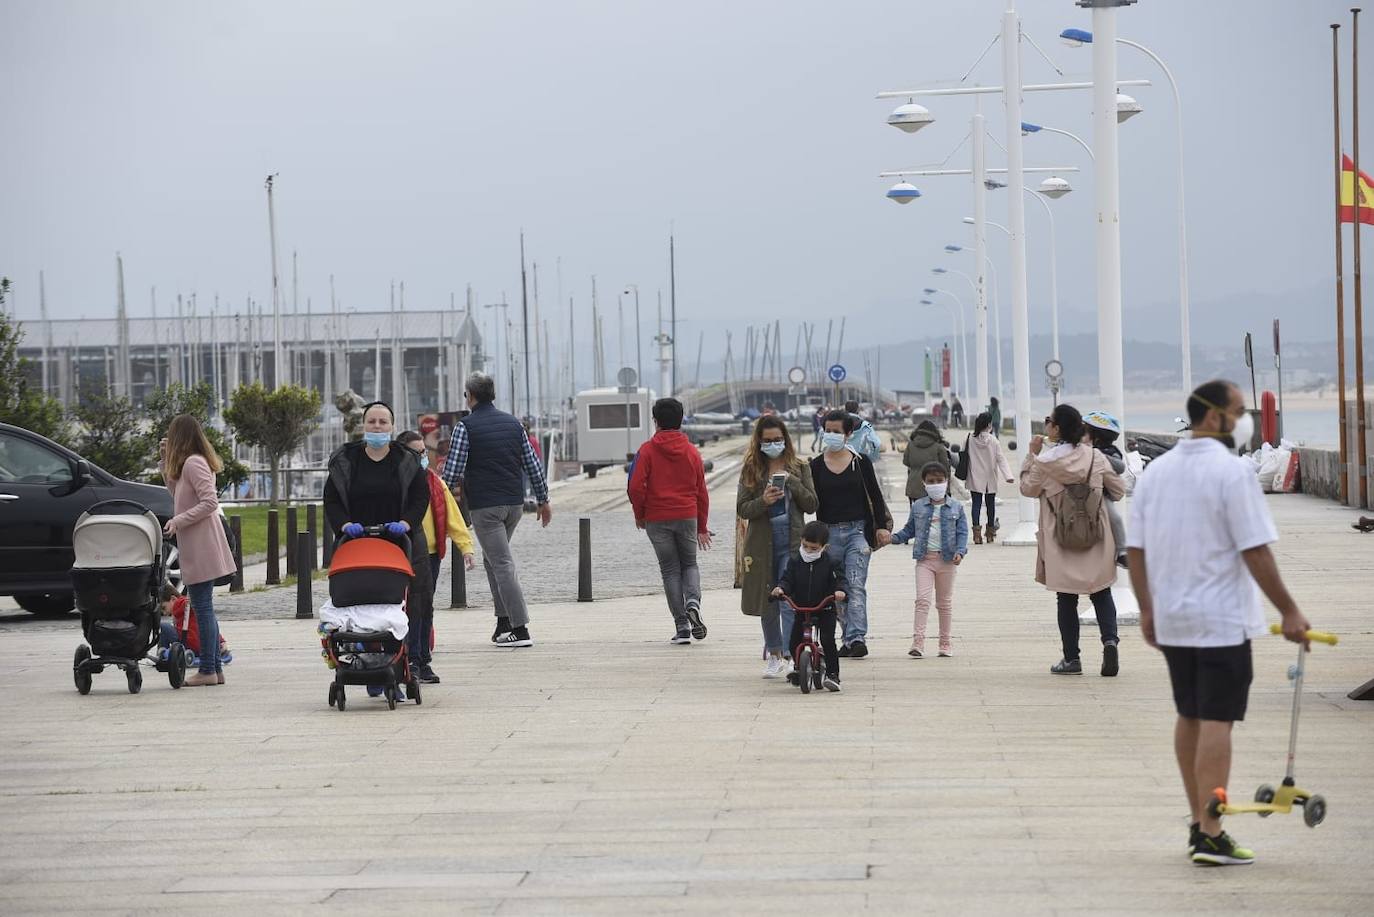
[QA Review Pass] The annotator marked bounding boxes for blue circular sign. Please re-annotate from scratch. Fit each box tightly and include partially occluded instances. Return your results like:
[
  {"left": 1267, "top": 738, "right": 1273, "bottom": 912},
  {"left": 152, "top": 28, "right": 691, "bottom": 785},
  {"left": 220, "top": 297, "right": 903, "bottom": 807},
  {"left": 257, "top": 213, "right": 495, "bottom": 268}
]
[{"left": 827, "top": 364, "right": 847, "bottom": 383}]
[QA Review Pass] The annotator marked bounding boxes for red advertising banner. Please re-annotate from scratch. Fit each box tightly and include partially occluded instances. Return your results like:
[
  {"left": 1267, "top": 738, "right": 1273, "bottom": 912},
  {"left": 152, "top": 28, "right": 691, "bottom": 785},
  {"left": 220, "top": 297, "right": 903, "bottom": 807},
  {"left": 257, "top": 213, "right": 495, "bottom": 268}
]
[{"left": 941, "top": 345, "right": 951, "bottom": 388}]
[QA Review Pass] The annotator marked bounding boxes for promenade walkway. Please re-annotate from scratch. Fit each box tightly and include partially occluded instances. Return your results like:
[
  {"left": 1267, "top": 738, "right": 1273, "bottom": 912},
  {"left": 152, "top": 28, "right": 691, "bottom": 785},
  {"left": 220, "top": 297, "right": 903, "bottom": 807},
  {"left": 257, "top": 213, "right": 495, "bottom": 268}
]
[{"left": 1, "top": 472, "right": 1371, "bottom": 913}]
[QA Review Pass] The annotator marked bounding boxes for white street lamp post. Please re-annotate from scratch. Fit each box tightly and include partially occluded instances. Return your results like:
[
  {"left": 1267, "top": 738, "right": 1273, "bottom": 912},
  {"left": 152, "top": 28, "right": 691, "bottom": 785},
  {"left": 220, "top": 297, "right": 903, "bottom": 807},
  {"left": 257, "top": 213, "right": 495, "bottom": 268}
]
[
  {"left": 925, "top": 287, "right": 971, "bottom": 400},
  {"left": 919, "top": 299, "right": 961, "bottom": 401}
]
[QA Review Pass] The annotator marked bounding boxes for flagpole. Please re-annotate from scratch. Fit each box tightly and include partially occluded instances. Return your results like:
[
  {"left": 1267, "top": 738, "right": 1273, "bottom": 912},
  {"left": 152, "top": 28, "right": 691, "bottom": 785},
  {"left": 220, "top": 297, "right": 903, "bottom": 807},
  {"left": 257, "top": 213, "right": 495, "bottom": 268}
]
[
  {"left": 1354, "top": 7, "right": 1369, "bottom": 510},
  {"left": 1334, "top": 23, "right": 1351, "bottom": 505}
]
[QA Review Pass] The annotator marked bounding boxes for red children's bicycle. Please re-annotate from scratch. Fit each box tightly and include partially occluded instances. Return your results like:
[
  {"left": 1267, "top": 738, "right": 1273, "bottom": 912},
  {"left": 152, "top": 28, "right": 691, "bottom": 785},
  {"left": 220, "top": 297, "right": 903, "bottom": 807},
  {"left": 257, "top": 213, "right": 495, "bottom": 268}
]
[{"left": 779, "top": 594, "right": 834, "bottom": 695}]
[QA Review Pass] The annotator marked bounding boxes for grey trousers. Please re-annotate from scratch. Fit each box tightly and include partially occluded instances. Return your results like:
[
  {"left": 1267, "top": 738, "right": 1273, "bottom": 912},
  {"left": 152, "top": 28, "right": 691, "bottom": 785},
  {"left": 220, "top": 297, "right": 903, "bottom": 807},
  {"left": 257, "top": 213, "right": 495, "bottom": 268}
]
[
  {"left": 644, "top": 519, "right": 701, "bottom": 627},
  {"left": 471, "top": 504, "right": 530, "bottom": 628}
]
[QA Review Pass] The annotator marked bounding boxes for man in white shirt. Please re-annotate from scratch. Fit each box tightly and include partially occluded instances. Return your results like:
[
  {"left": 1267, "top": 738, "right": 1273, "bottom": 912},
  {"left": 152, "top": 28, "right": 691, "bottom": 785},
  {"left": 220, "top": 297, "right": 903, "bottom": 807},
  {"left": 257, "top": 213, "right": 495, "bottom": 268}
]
[{"left": 1127, "top": 380, "right": 1310, "bottom": 868}]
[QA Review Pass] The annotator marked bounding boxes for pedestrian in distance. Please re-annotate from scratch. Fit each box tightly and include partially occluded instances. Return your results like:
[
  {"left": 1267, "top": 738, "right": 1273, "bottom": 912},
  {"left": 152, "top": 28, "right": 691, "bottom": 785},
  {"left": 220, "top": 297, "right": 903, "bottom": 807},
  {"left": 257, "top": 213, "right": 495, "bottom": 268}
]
[
  {"left": 988, "top": 396, "right": 1003, "bottom": 438},
  {"left": 1083, "top": 411, "right": 1130, "bottom": 567},
  {"left": 159, "top": 414, "right": 236, "bottom": 687},
  {"left": 323, "top": 401, "right": 431, "bottom": 694},
  {"left": 397, "top": 430, "right": 475, "bottom": 682},
  {"left": 1127, "top": 380, "right": 1311, "bottom": 867},
  {"left": 965, "top": 411, "right": 1013, "bottom": 545},
  {"left": 771, "top": 520, "right": 847, "bottom": 692},
  {"left": 902, "top": 419, "right": 950, "bottom": 505},
  {"left": 844, "top": 399, "right": 883, "bottom": 465},
  {"left": 1019, "top": 403, "right": 1125, "bottom": 677},
  {"left": 628, "top": 397, "right": 712, "bottom": 645},
  {"left": 812, "top": 409, "right": 893, "bottom": 659},
  {"left": 441, "top": 373, "right": 553, "bottom": 648},
  {"left": 811, "top": 405, "right": 826, "bottom": 453},
  {"left": 890, "top": 462, "right": 968, "bottom": 658},
  {"left": 737, "top": 416, "right": 818, "bottom": 678},
  {"left": 938, "top": 397, "right": 950, "bottom": 430},
  {"left": 950, "top": 396, "right": 965, "bottom": 428}
]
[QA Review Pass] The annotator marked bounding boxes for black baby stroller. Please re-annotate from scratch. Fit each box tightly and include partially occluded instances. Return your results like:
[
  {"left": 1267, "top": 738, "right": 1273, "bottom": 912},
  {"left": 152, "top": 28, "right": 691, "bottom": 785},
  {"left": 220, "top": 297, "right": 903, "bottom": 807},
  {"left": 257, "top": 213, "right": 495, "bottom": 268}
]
[
  {"left": 321, "top": 525, "right": 419, "bottom": 711},
  {"left": 70, "top": 500, "right": 188, "bottom": 694}
]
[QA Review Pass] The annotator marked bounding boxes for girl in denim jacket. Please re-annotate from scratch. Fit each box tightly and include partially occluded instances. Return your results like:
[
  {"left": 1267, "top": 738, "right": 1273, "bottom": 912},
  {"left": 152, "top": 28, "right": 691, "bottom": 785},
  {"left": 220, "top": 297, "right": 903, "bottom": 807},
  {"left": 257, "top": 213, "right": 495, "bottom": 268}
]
[{"left": 890, "top": 462, "right": 969, "bottom": 657}]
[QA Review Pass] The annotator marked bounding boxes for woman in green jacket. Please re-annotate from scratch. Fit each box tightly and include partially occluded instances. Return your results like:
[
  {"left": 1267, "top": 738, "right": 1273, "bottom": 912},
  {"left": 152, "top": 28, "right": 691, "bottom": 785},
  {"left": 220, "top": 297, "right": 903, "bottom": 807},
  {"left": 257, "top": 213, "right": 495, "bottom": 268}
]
[{"left": 737, "top": 416, "right": 818, "bottom": 679}]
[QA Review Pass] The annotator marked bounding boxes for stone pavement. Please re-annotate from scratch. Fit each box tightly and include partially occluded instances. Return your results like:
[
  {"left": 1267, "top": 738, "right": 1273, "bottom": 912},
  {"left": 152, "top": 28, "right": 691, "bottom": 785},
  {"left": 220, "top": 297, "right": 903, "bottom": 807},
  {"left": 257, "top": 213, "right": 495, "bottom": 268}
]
[{"left": 1, "top": 470, "right": 1372, "bottom": 913}]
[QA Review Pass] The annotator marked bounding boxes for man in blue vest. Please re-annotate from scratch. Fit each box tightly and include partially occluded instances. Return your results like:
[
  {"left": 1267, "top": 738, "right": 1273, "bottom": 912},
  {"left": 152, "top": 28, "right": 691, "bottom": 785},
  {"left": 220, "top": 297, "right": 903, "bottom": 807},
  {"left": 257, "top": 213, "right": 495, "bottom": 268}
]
[{"left": 441, "top": 372, "right": 553, "bottom": 647}]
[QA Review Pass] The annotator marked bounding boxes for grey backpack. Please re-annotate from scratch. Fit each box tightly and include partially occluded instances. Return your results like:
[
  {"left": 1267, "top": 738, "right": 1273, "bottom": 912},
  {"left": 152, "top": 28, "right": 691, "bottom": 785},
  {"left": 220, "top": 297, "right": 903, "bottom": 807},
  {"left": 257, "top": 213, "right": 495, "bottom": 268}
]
[{"left": 1048, "top": 453, "right": 1104, "bottom": 551}]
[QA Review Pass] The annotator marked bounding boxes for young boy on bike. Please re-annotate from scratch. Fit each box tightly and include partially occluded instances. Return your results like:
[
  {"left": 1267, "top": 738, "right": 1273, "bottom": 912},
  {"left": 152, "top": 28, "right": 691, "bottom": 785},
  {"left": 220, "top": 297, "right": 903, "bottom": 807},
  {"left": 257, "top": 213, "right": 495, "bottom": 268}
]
[{"left": 772, "top": 521, "right": 847, "bottom": 692}]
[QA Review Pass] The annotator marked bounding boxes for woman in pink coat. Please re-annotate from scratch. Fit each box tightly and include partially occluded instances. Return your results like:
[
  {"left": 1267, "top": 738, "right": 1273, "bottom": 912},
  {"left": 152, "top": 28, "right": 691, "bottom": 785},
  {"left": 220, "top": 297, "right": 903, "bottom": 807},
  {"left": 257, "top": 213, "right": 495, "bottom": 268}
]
[
  {"left": 1019, "top": 404, "right": 1126, "bottom": 678},
  {"left": 160, "top": 415, "right": 236, "bottom": 687}
]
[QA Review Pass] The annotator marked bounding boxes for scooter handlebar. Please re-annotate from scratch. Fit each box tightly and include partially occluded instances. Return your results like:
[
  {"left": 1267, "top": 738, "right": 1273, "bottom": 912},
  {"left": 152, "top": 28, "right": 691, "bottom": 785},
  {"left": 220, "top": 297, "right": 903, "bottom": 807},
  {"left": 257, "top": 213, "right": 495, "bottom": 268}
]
[{"left": 1269, "top": 624, "right": 1339, "bottom": 645}]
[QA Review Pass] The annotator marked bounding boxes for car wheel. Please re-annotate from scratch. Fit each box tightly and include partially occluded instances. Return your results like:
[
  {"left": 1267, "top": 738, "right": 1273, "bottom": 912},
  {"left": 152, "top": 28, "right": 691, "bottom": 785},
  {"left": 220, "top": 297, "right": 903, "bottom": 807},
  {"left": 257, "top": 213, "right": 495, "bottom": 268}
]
[
  {"left": 15, "top": 592, "right": 76, "bottom": 616},
  {"left": 163, "top": 543, "right": 182, "bottom": 591}
]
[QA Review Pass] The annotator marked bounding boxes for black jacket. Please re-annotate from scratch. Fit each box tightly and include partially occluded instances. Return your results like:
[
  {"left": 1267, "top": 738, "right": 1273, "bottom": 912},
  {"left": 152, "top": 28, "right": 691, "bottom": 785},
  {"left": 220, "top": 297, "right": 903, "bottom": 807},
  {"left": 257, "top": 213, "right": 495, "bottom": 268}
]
[
  {"left": 323, "top": 440, "right": 429, "bottom": 551},
  {"left": 776, "top": 551, "right": 848, "bottom": 611}
]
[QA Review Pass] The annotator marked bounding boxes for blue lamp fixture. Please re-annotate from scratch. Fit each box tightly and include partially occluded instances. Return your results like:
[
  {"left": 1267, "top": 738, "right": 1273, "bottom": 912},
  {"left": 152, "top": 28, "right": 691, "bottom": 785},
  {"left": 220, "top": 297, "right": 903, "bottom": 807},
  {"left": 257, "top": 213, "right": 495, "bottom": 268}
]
[
  {"left": 886, "top": 181, "right": 922, "bottom": 204},
  {"left": 944, "top": 244, "right": 963, "bottom": 253},
  {"left": 932, "top": 267, "right": 948, "bottom": 274},
  {"left": 1021, "top": 121, "right": 1043, "bottom": 134},
  {"left": 1059, "top": 27, "right": 1093, "bottom": 45}
]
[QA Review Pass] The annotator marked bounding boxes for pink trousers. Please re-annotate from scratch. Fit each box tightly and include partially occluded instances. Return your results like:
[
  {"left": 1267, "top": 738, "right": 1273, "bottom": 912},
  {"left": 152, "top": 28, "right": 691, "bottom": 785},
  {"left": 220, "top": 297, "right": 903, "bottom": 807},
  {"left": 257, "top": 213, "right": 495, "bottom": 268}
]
[{"left": 913, "top": 554, "right": 956, "bottom": 653}]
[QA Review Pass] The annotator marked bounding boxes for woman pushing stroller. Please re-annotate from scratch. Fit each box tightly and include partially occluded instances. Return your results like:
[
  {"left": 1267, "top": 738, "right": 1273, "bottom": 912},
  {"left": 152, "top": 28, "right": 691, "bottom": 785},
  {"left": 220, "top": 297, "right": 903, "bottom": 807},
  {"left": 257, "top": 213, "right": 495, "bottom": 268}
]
[{"left": 323, "top": 401, "right": 431, "bottom": 696}]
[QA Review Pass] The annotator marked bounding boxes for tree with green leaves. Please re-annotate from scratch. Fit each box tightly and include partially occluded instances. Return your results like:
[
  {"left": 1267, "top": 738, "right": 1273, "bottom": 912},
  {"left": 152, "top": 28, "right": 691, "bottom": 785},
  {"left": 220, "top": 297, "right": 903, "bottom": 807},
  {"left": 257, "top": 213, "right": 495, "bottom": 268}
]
[
  {"left": 70, "top": 384, "right": 150, "bottom": 479},
  {"left": 144, "top": 381, "right": 249, "bottom": 493},
  {"left": 0, "top": 278, "right": 70, "bottom": 444},
  {"left": 224, "top": 382, "right": 322, "bottom": 505}
]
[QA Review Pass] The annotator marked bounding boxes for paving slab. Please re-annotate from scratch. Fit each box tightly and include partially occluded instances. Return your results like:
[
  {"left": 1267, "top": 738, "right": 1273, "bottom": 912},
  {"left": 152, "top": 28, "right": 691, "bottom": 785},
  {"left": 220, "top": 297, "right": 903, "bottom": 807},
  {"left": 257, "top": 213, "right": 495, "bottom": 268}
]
[{"left": 1, "top": 457, "right": 1372, "bottom": 913}]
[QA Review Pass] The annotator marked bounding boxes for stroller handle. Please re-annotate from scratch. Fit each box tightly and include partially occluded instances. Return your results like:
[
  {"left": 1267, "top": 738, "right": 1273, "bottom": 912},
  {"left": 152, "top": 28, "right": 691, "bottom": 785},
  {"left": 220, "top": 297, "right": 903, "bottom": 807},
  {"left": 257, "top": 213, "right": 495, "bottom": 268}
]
[
  {"left": 337, "top": 524, "right": 412, "bottom": 554},
  {"left": 1269, "top": 624, "right": 1338, "bottom": 646},
  {"left": 777, "top": 594, "right": 836, "bottom": 614}
]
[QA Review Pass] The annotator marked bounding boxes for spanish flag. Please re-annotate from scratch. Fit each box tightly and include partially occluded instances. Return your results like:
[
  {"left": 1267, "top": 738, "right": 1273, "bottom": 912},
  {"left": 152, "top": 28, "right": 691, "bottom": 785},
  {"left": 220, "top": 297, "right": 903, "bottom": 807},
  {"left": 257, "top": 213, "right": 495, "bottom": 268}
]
[{"left": 1341, "top": 153, "right": 1374, "bottom": 224}]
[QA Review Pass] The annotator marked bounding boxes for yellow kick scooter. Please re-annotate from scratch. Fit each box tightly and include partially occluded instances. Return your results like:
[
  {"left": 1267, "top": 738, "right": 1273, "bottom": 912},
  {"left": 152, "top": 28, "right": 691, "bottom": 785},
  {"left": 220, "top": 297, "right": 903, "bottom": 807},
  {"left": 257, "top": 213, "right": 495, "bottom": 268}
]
[{"left": 1207, "top": 626, "right": 1339, "bottom": 828}]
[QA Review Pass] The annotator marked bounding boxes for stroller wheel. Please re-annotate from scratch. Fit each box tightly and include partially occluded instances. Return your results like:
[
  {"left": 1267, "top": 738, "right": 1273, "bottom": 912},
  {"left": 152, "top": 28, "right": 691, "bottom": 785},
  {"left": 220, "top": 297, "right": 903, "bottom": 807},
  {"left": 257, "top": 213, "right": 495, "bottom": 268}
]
[
  {"left": 386, "top": 686, "right": 398, "bottom": 711},
  {"left": 126, "top": 666, "right": 143, "bottom": 695},
  {"left": 168, "top": 643, "right": 187, "bottom": 689},
  {"left": 73, "top": 645, "right": 93, "bottom": 695},
  {"left": 327, "top": 683, "right": 339, "bottom": 708},
  {"left": 335, "top": 687, "right": 347, "bottom": 711},
  {"left": 1303, "top": 795, "right": 1327, "bottom": 828},
  {"left": 408, "top": 680, "right": 422, "bottom": 705}
]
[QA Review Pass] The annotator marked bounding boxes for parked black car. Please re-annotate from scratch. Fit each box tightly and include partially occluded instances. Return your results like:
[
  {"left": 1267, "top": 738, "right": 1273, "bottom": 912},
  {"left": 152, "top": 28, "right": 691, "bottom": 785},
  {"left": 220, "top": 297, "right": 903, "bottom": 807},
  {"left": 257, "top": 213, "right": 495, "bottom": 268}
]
[{"left": 0, "top": 423, "right": 179, "bottom": 614}]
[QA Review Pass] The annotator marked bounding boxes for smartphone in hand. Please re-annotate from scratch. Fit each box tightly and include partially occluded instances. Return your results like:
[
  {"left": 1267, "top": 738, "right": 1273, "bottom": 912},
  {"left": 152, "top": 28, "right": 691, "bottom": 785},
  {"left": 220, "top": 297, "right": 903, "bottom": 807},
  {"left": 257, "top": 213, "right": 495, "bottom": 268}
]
[{"left": 769, "top": 472, "right": 787, "bottom": 490}]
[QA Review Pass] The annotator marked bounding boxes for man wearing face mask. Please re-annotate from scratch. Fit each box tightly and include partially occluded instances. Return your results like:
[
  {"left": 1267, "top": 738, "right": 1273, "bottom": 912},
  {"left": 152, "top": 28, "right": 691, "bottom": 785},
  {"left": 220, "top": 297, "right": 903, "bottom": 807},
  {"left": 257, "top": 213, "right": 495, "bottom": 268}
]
[
  {"left": 1127, "top": 380, "right": 1311, "bottom": 867},
  {"left": 441, "top": 373, "right": 553, "bottom": 648}
]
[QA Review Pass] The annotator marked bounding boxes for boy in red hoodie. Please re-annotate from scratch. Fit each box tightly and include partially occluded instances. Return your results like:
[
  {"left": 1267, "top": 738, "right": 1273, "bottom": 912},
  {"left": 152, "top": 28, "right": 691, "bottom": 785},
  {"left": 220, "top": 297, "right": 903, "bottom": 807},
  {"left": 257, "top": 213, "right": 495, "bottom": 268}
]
[{"left": 628, "top": 397, "right": 712, "bottom": 643}]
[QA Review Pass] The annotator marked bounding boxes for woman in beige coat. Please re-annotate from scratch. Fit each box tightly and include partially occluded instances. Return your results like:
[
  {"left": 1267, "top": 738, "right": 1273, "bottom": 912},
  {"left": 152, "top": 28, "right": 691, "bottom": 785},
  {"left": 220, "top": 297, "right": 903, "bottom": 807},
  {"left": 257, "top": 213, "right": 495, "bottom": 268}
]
[
  {"left": 1019, "top": 404, "right": 1125, "bottom": 677},
  {"left": 160, "top": 414, "right": 237, "bottom": 687}
]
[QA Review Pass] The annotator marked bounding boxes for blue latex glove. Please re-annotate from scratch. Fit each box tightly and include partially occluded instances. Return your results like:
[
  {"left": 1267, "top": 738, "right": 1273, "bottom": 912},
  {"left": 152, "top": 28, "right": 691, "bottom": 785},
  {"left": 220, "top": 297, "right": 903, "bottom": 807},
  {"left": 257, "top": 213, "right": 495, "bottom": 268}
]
[
  {"left": 385, "top": 521, "right": 408, "bottom": 537},
  {"left": 342, "top": 523, "right": 364, "bottom": 539}
]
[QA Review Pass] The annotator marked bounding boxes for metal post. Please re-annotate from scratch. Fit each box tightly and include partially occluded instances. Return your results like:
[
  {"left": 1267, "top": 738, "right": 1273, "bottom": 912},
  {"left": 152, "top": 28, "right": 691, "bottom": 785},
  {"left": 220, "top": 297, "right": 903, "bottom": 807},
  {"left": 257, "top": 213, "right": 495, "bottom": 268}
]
[
  {"left": 266, "top": 509, "right": 280, "bottom": 585},
  {"left": 1333, "top": 23, "right": 1351, "bottom": 505},
  {"left": 971, "top": 108, "right": 991, "bottom": 410},
  {"left": 295, "top": 531, "right": 312, "bottom": 618},
  {"left": 1001, "top": 0, "right": 1040, "bottom": 546},
  {"left": 577, "top": 517, "right": 593, "bottom": 602},
  {"left": 306, "top": 503, "right": 318, "bottom": 569},
  {"left": 450, "top": 541, "right": 468, "bottom": 608},
  {"left": 1354, "top": 6, "right": 1370, "bottom": 510},
  {"left": 1091, "top": 1, "right": 1126, "bottom": 426},
  {"left": 229, "top": 515, "right": 244, "bottom": 593},
  {"left": 266, "top": 175, "right": 282, "bottom": 388},
  {"left": 285, "top": 506, "right": 298, "bottom": 576}
]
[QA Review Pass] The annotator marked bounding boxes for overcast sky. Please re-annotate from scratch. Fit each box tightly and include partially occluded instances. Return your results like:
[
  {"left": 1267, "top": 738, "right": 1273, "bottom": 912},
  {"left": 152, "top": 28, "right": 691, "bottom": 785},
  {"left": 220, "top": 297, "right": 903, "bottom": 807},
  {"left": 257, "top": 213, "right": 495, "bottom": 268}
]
[{"left": 3, "top": 0, "right": 1371, "bottom": 363}]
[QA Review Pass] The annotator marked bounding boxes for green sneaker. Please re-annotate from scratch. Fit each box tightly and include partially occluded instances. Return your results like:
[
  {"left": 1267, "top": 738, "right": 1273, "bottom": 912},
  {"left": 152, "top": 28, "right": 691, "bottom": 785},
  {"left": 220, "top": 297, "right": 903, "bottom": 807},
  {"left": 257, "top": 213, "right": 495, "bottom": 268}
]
[
  {"left": 1192, "top": 831, "right": 1255, "bottom": 866},
  {"left": 1187, "top": 822, "right": 1202, "bottom": 857}
]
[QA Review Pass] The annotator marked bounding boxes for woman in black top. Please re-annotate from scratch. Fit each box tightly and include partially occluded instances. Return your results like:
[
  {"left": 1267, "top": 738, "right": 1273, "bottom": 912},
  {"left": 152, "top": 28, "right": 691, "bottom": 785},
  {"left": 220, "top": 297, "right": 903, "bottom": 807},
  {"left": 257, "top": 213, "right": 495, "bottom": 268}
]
[
  {"left": 323, "top": 401, "right": 434, "bottom": 690},
  {"left": 810, "top": 409, "right": 892, "bottom": 658}
]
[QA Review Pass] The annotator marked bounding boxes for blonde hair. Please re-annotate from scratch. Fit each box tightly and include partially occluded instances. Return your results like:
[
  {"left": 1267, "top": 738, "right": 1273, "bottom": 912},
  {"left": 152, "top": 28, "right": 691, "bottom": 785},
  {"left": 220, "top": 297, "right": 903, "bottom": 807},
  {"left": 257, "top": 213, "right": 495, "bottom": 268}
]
[
  {"left": 164, "top": 414, "right": 223, "bottom": 480},
  {"left": 740, "top": 415, "right": 803, "bottom": 489}
]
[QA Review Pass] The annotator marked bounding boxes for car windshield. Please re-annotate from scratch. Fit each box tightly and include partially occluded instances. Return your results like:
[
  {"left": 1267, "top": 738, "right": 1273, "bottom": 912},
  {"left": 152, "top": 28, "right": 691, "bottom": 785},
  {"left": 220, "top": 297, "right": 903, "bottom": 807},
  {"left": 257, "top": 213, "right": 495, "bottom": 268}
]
[{"left": 0, "top": 433, "right": 74, "bottom": 484}]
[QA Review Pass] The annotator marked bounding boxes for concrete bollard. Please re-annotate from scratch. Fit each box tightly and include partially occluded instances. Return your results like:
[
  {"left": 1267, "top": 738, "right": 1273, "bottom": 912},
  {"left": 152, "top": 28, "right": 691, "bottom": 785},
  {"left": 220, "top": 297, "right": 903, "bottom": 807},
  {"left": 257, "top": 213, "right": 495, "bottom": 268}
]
[
  {"left": 229, "top": 515, "right": 244, "bottom": 593},
  {"left": 322, "top": 520, "right": 335, "bottom": 568},
  {"left": 450, "top": 539, "right": 468, "bottom": 608},
  {"left": 306, "top": 504, "right": 318, "bottom": 568},
  {"left": 578, "top": 517, "right": 592, "bottom": 602},
  {"left": 285, "top": 506, "right": 298, "bottom": 576},
  {"left": 295, "top": 531, "right": 313, "bottom": 619},
  {"left": 266, "top": 509, "right": 280, "bottom": 585}
]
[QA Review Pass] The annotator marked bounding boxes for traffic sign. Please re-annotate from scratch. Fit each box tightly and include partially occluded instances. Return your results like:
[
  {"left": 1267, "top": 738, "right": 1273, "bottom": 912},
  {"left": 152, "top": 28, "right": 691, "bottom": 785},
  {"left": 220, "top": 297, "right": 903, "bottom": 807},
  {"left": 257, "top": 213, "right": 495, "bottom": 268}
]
[
  {"left": 827, "top": 364, "right": 847, "bottom": 383},
  {"left": 788, "top": 366, "right": 806, "bottom": 385}
]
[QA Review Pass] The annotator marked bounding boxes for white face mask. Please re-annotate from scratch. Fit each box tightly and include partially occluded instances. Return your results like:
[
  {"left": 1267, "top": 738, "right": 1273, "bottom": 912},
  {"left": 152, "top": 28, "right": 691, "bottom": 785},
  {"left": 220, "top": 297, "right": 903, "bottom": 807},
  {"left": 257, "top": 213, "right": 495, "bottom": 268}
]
[
  {"left": 1228, "top": 412, "right": 1254, "bottom": 455},
  {"left": 821, "top": 432, "right": 846, "bottom": 452},
  {"left": 925, "top": 482, "right": 947, "bottom": 502},
  {"left": 799, "top": 546, "right": 825, "bottom": 563}
]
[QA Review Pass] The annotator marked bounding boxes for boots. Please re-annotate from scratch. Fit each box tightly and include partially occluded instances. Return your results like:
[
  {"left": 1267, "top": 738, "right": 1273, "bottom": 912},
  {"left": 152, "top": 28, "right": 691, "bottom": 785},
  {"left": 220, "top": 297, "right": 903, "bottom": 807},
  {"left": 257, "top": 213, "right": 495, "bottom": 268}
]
[
  {"left": 985, "top": 523, "right": 998, "bottom": 543},
  {"left": 972, "top": 525, "right": 984, "bottom": 546}
]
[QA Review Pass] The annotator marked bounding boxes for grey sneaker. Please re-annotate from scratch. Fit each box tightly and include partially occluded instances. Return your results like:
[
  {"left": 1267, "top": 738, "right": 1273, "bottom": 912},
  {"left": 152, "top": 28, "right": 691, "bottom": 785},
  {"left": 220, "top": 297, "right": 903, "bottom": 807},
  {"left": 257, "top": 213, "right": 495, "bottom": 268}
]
[
  {"left": 1050, "top": 658, "right": 1083, "bottom": 674},
  {"left": 494, "top": 626, "right": 533, "bottom": 648},
  {"left": 670, "top": 629, "right": 692, "bottom": 645},
  {"left": 685, "top": 602, "right": 707, "bottom": 640},
  {"left": 823, "top": 673, "right": 842, "bottom": 692}
]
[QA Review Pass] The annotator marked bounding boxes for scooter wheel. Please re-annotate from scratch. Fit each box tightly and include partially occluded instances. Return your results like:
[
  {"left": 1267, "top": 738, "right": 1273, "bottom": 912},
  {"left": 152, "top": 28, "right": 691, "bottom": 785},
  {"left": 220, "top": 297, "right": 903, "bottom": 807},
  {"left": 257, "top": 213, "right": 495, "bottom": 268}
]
[
  {"left": 1205, "top": 793, "right": 1224, "bottom": 821},
  {"left": 1254, "top": 784, "right": 1276, "bottom": 817},
  {"left": 1303, "top": 794, "right": 1327, "bottom": 828}
]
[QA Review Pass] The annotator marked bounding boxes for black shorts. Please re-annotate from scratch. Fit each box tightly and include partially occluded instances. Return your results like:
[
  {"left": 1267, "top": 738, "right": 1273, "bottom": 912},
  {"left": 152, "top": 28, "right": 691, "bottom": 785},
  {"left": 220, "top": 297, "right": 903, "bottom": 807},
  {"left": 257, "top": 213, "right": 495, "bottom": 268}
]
[{"left": 1160, "top": 642, "right": 1253, "bottom": 722}]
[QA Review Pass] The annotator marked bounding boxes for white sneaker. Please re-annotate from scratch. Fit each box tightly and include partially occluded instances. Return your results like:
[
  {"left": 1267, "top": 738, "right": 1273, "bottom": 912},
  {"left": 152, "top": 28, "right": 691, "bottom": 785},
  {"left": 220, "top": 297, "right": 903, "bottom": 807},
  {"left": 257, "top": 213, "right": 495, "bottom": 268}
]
[{"left": 762, "top": 657, "right": 784, "bottom": 679}]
